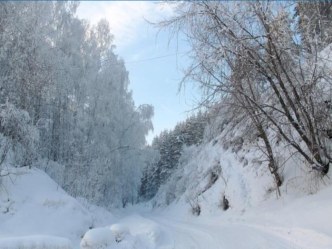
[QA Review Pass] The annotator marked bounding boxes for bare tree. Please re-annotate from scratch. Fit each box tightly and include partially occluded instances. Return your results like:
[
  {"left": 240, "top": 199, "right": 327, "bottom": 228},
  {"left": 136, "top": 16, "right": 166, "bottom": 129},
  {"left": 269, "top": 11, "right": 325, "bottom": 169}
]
[{"left": 156, "top": 2, "right": 331, "bottom": 185}]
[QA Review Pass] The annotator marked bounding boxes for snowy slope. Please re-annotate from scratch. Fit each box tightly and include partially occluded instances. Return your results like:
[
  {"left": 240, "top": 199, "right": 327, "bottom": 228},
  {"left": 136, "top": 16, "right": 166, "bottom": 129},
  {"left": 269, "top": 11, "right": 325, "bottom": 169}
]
[
  {"left": 147, "top": 44, "right": 331, "bottom": 218},
  {"left": 152, "top": 126, "right": 332, "bottom": 213},
  {"left": 0, "top": 166, "right": 114, "bottom": 248}
]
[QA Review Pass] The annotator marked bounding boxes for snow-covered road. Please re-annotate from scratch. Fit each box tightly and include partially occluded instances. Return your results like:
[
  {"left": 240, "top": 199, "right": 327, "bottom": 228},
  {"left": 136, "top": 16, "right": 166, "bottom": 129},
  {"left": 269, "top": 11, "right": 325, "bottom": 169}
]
[{"left": 109, "top": 211, "right": 332, "bottom": 249}]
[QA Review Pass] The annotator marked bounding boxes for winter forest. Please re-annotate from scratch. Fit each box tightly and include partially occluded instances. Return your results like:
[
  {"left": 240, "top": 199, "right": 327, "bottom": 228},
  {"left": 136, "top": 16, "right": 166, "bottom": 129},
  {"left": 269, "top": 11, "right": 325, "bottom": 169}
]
[{"left": 0, "top": 1, "right": 331, "bottom": 249}]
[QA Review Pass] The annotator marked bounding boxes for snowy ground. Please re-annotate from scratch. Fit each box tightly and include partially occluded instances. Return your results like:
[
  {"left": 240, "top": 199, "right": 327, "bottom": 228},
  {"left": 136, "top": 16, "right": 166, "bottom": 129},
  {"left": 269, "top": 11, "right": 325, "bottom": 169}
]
[
  {"left": 1, "top": 167, "right": 332, "bottom": 249},
  {"left": 111, "top": 186, "right": 332, "bottom": 249},
  {"left": 0, "top": 167, "right": 113, "bottom": 249}
]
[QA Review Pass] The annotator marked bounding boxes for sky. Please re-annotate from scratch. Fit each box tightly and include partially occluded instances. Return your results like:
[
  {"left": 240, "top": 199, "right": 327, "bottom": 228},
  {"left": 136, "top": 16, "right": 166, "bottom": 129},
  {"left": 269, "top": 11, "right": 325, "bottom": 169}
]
[{"left": 76, "top": 1, "right": 200, "bottom": 143}]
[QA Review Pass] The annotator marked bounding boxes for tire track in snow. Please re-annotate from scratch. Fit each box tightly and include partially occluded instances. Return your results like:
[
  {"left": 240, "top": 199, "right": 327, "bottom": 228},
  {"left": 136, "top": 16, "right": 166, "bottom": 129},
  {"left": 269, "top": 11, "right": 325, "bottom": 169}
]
[
  {"left": 152, "top": 216, "right": 216, "bottom": 249},
  {"left": 144, "top": 215, "right": 332, "bottom": 249}
]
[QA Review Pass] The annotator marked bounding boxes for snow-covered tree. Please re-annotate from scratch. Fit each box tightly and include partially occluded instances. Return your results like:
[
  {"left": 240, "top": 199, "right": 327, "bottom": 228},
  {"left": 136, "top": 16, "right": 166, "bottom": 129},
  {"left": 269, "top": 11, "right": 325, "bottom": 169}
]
[
  {"left": 0, "top": 2, "right": 154, "bottom": 207},
  {"left": 0, "top": 102, "right": 39, "bottom": 167},
  {"left": 139, "top": 112, "right": 207, "bottom": 201},
  {"left": 155, "top": 2, "right": 331, "bottom": 191},
  {"left": 295, "top": 1, "right": 332, "bottom": 52}
]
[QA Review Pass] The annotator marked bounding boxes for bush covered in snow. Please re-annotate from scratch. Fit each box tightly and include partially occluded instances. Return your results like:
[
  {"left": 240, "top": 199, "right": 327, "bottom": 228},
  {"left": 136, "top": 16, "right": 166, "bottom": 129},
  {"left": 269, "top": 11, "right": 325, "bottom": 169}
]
[
  {"left": 80, "top": 225, "right": 139, "bottom": 249},
  {"left": 80, "top": 227, "right": 116, "bottom": 249},
  {"left": 0, "top": 102, "right": 39, "bottom": 167},
  {"left": 109, "top": 224, "right": 130, "bottom": 243}
]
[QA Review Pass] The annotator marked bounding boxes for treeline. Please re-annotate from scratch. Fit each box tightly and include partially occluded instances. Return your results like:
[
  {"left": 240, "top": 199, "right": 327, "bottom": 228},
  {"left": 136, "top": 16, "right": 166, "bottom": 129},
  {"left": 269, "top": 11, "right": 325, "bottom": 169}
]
[
  {"left": 139, "top": 111, "right": 207, "bottom": 201},
  {"left": 139, "top": 1, "right": 332, "bottom": 200},
  {"left": 0, "top": 2, "right": 153, "bottom": 207}
]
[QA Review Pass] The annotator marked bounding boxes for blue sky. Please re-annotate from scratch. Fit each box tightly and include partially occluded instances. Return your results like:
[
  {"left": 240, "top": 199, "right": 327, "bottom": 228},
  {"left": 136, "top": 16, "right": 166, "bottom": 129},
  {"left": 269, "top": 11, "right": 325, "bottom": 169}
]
[{"left": 77, "top": 1, "right": 200, "bottom": 143}]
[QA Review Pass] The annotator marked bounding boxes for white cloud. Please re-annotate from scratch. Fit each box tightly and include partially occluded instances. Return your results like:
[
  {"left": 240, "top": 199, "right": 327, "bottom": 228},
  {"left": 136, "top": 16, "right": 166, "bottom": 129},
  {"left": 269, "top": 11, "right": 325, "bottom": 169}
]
[{"left": 77, "top": 1, "right": 175, "bottom": 49}]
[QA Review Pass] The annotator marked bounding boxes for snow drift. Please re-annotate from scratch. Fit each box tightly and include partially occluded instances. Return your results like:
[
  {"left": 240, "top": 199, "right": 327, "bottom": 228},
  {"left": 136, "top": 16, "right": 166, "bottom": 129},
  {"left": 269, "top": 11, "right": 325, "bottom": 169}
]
[{"left": 0, "top": 166, "right": 113, "bottom": 247}]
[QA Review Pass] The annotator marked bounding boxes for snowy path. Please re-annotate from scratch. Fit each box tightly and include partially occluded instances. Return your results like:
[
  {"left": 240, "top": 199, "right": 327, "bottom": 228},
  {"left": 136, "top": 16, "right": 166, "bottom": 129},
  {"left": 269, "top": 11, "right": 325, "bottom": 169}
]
[
  {"left": 149, "top": 216, "right": 299, "bottom": 249},
  {"left": 113, "top": 212, "right": 332, "bottom": 249}
]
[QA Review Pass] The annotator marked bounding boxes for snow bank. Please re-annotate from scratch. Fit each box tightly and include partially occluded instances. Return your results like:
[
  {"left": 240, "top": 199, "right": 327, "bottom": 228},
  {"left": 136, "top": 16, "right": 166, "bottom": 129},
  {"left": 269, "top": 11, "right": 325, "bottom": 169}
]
[
  {"left": 80, "top": 226, "right": 140, "bottom": 249},
  {"left": 0, "top": 235, "right": 72, "bottom": 249},
  {"left": 0, "top": 167, "right": 114, "bottom": 246},
  {"left": 109, "top": 224, "right": 129, "bottom": 242},
  {"left": 80, "top": 216, "right": 173, "bottom": 249},
  {"left": 80, "top": 228, "right": 115, "bottom": 249}
]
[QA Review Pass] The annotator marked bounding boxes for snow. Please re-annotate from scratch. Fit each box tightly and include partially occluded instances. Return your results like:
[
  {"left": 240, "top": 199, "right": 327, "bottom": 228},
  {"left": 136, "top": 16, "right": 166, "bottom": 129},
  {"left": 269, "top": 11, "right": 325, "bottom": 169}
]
[
  {"left": 78, "top": 183, "right": 332, "bottom": 249},
  {"left": 1, "top": 156, "right": 332, "bottom": 249},
  {"left": 0, "top": 235, "right": 72, "bottom": 249},
  {"left": 80, "top": 228, "right": 115, "bottom": 249},
  {"left": 109, "top": 224, "right": 129, "bottom": 242},
  {"left": 1, "top": 2, "right": 331, "bottom": 249},
  {"left": 0, "top": 166, "right": 114, "bottom": 247},
  {"left": 81, "top": 215, "right": 167, "bottom": 249},
  {"left": 108, "top": 182, "right": 332, "bottom": 248}
]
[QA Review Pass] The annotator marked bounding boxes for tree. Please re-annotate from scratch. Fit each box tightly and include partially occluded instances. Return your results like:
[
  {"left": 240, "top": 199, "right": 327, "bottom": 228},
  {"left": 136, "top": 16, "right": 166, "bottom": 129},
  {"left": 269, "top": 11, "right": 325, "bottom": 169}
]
[
  {"left": 295, "top": 1, "right": 332, "bottom": 52},
  {"left": 156, "top": 2, "right": 331, "bottom": 190},
  {"left": 139, "top": 112, "right": 208, "bottom": 201},
  {"left": 0, "top": 2, "right": 154, "bottom": 207},
  {"left": 0, "top": 102, "right": 39, "bottom": 167}
]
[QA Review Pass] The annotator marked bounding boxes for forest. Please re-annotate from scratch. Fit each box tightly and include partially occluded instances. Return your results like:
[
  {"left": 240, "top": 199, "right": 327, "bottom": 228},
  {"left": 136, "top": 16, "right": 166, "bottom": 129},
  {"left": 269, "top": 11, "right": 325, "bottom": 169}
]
[
  {"left": 0, "top": 2, "right": 331, "bottom": 249},
  {"left": 0, "top": 2, "right": 332, "bottom": 206},
  {"left": 0, "top": 2, "right": 153, "bottom": 207}
]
